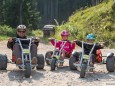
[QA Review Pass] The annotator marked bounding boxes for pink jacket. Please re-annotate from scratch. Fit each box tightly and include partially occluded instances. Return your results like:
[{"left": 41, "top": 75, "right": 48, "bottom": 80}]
[{"left": 50, "top": 39, "right": 75, "bottom": 54}]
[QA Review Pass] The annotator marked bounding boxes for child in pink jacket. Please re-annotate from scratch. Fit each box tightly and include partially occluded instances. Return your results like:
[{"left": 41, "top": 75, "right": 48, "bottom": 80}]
[{"left": 49, "top": 30, "right": 75, "bottom": 66}]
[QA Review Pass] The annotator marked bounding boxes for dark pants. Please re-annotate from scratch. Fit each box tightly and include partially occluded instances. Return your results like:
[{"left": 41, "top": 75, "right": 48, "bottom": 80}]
[
  {"left": 13, "top": 43, "right": 37, "bottom": 60},
  {"left": 75, "top": 52, "right": 96, "bottom": 64}
]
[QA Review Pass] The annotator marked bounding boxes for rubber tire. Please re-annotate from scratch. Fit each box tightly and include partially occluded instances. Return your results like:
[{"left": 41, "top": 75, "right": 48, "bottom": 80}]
[
  {"left": 25, "top": 62, "right": 31, "bottom": 78},
  {"left": 18, "top": 67, "right": 22, "bottom": 69},
  {"left": 36, "top": 54, "right": 45, "bottom": 69},
  {"left": 45, "top": 51, "right": 53, "bottom": 65},
  {"left": 106, "top": 56, "right": 115, "bottom": 72},
  {"left": 69, "top": 55, "right": 77, "bottom": 70},
  {"left": 0, "top": 54, "right": 7, "bottom": 70},
  {"left": 80, "top": 64, "right": 87, "bottom": 78},
  {"left": 51, "top": 58, "right": 57, "bottom": 71}
]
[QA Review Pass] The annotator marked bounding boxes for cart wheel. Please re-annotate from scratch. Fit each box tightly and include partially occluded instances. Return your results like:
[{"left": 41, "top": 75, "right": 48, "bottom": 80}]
[
  {"left": 18, "top": 67, "right": 22, "bottom": 69},
  {"left": 36, "top": 54, "right": 45, "bottom": 69},
  {"left": 80, "top": 63, "right": 87, "bottom": 78},
  {"left": 25, "top": 62, "right": 31, "bottom": 78},
  {"left": 69, "top": 55, "right": 77, "bottom": 70},
  {"left": 0, "top": 54, "right": 7, "bottom": 70},
  {"left": 106, "top": 56, "right": 115, "bottom": 72},
  {"left": 45, "top": 51, "right": 53, "bottom": 65},
  {"left": 51, "top": 58, "right": 57, "bottom": 71}
]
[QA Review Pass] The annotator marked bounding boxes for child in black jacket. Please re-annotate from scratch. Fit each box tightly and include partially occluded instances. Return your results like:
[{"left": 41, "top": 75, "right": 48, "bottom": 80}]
[{"left": 74, "top": 34, "right": 103, "bottom": 66}]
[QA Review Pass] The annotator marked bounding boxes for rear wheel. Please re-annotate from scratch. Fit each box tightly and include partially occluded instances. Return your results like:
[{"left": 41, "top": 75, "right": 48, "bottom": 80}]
[
  {"left": 0, "top": 54, "right": 7, "bottom": 70},
  {"left": 80, "top": 63, "right": 87, "bottom": 78},
  {"left": 69, "top": 55, "right": 77, "bottom": 70},
  {"left": 36, "top": 54, "right": 45, "bottom": 69},
  {"left": 25, "top": 62, "right": 31, "bottom": 78},
  {"left": 51, "top": 58, "right": 57, "bottom": 71},
  {"left": 106, "top": 56, "right": 115, "bottom": 72},
  {"left": 45, "top": 51, "right": 53, "bottom": 65}
]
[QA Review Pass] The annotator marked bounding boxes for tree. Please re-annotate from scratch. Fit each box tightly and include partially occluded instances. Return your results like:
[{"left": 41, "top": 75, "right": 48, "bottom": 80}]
[{"left": 2, "top": 0, "right": 41, "bottom": 29}]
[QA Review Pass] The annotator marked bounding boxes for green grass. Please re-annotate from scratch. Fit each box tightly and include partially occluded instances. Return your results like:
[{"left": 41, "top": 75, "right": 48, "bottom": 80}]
[
  {"left": 0, "top": 35, "right": 9, "bottom": 41},
  {"left": 31, "top": 29, "right": 43, "bottom": 37},
  {"left": 55, "top": 0, "right": 115, "bottom": 48}
]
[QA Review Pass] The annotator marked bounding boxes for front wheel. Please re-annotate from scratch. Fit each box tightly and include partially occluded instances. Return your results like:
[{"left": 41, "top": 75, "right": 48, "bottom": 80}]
[
  {"left": 106, "top": 56, "right": 115, "bottom": 72},
  {"left": 80, "top": 63, "right": 87, "bottom": 78},
  {"left": 25, "top": 62, "right": 31, "bottom": 78},
  {"left": 51, "top": 58, "right": 57, "bottom": 71}
]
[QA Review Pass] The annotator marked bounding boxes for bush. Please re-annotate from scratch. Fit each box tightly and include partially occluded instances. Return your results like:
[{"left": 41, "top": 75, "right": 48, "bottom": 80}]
[
  {"left": 31, "top": 29, "right": 43, "bottom": 37},
  {"left": 0, "top": 25, "right": 16, "bottom": 36}
]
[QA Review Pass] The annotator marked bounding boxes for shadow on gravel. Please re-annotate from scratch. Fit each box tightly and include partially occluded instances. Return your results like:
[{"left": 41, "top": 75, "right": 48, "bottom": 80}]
[
  {"left": 79, "top": 71, "right": 115, "bottom": 82},
  {"left": 8, "top": 69, "right": 45, "bottom": 82},
  {"left": 51, "top": 66, "right": 80, "bottom": 74}
]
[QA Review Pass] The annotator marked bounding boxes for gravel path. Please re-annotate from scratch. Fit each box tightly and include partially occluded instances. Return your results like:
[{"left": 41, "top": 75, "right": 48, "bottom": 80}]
[{"left": 0, "top": 41, "right": 115, "bottom": 86}]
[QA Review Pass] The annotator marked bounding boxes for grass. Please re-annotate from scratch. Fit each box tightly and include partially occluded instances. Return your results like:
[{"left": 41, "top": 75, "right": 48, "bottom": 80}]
[
  {"left": 55, "top": 0, "right": 115, "bottom": 48},
  {"left": 0, "top": 35, "right": 9, "bottom": 41}
]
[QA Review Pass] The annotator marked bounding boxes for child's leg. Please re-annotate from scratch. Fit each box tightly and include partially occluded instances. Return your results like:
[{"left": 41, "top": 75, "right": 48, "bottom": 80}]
[
  {"left": 31, "top": 44, "right": 37, "bottom": 64},
  {"left": 59, "top": 50, "right": 66, "bottom": 66},
  {"left": 60, "top": 50, "right": 66, "bottom": 60},
  {"left": 13, "top": 43, "right": 22, "bottom": 64},
  {"left": 73, "top": 52, "right": 81, "bottom": 61},
  {"left": 90, "top": 54, "right": 96, "bottom": 66}
]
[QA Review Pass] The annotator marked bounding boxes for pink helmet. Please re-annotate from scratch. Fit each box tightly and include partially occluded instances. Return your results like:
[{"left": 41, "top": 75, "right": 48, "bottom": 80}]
[{"left": 61, "top": 30, "right": 69, "bottom": 36}]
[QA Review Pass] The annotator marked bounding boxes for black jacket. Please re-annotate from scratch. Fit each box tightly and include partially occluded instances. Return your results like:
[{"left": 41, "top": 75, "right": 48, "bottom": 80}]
[
  {"left": 7, "top": 36, "right": 39, "bottom": 50},
  {"left": 75, "top": 40, "right": 103, "bottom": 55}
]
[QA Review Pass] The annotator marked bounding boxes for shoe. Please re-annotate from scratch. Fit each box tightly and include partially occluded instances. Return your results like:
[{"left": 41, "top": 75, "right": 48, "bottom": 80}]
[
  {"left": 89, "top": 62, "right": 94, "bottom": 67},
  {"left": 16, "top": 58, "right": 22, "bottom": 65},
  {"left": 31, "top": 57, "right": 37, "bottom": 65},
  {"left": 75, "top": 61, "right": 80, "bottom": 64},
  {"left": 59, "top": 62, "right": 63, "bottom": 66}
]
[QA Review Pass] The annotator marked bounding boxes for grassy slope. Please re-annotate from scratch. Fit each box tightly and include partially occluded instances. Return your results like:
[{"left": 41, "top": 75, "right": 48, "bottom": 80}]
[{"left": 56, "top": 0, "right": 115, "bottom": 48}]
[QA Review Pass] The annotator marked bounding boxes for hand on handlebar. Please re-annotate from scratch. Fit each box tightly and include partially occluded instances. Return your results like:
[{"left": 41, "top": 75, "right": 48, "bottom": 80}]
[
  {"left": 73, "top": 39, "right": 78, "bottom": 42},
  {"left": 8, "top": 37, "right": 13, "bottom": 42},
  {"left": 33, "top": 37, "right": 40, "bottom": 42}
]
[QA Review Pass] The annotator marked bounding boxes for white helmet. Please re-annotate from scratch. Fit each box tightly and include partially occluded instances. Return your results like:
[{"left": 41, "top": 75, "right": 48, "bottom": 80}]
[{"left": 17, "top": 25, "right": 27, "bottom": 31}]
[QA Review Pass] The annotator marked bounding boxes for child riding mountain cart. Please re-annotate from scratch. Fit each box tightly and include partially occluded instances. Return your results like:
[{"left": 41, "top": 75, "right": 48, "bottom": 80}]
[
  {"left": 69, "top": 34, "right": 111, "bottom": 78},
  {"left": 5, "top": 25, "right": 45, "bottom": 78},
  {"left": 45, "top": 30, "right": 75, "bottom": 71},
  {"left": 10, "top": 37, "right": 44, "bottom": 78}
]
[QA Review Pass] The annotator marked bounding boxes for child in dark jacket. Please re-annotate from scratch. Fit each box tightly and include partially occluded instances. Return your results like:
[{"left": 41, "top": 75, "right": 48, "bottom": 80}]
[{"left": 74, "top": 33, "right": 103, "bottom": 66}]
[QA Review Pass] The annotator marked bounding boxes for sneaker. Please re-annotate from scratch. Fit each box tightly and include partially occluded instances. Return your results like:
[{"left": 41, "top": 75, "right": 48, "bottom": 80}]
[
  {"left": 59, "top": 62, "right": 63, "bottom": 66},
  {"left": 16, "top": 58, "right": 22, "bottom": 65},
  {"left": 75, "top": 61, "right": 80, "bottom": 64},
  {"left": 89, "top": 62, "right": 94, "bottom": 67},
  {"left": 31, "top": 57, "right": 37, "bottom": 65}
]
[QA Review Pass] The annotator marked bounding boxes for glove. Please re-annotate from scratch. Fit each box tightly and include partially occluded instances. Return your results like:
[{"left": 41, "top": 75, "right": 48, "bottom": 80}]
[
  {"left": 8, "top": 37, "right": 13, "bottom": 42},
  {"left": 32, "top": 37, "right": 40, "bottom": 42}
]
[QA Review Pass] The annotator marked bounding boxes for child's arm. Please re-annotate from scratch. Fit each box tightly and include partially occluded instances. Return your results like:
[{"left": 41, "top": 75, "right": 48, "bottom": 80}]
[
  {"left": 49, "top": 38, "right": 60, "bottom": 48},
  {"left": 74, "top": 40, "right": 82, "bottom": 47},
  {"left": 7, "top": 37, "right": 14, "bottom": 50},
  {"left": 71, "top": 42, "right": 76, "bottom": 50},
  {"left": 95, "top": 43, "right": 104, "bottom": 50},
  {"left": 49, "top": 38, "right": 55, "bottom": 46}
]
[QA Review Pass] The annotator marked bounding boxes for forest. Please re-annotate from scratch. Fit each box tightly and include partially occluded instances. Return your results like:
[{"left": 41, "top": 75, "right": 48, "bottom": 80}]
[{"left": 0, "top": 0, "right": 103, "bottom": 29}]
